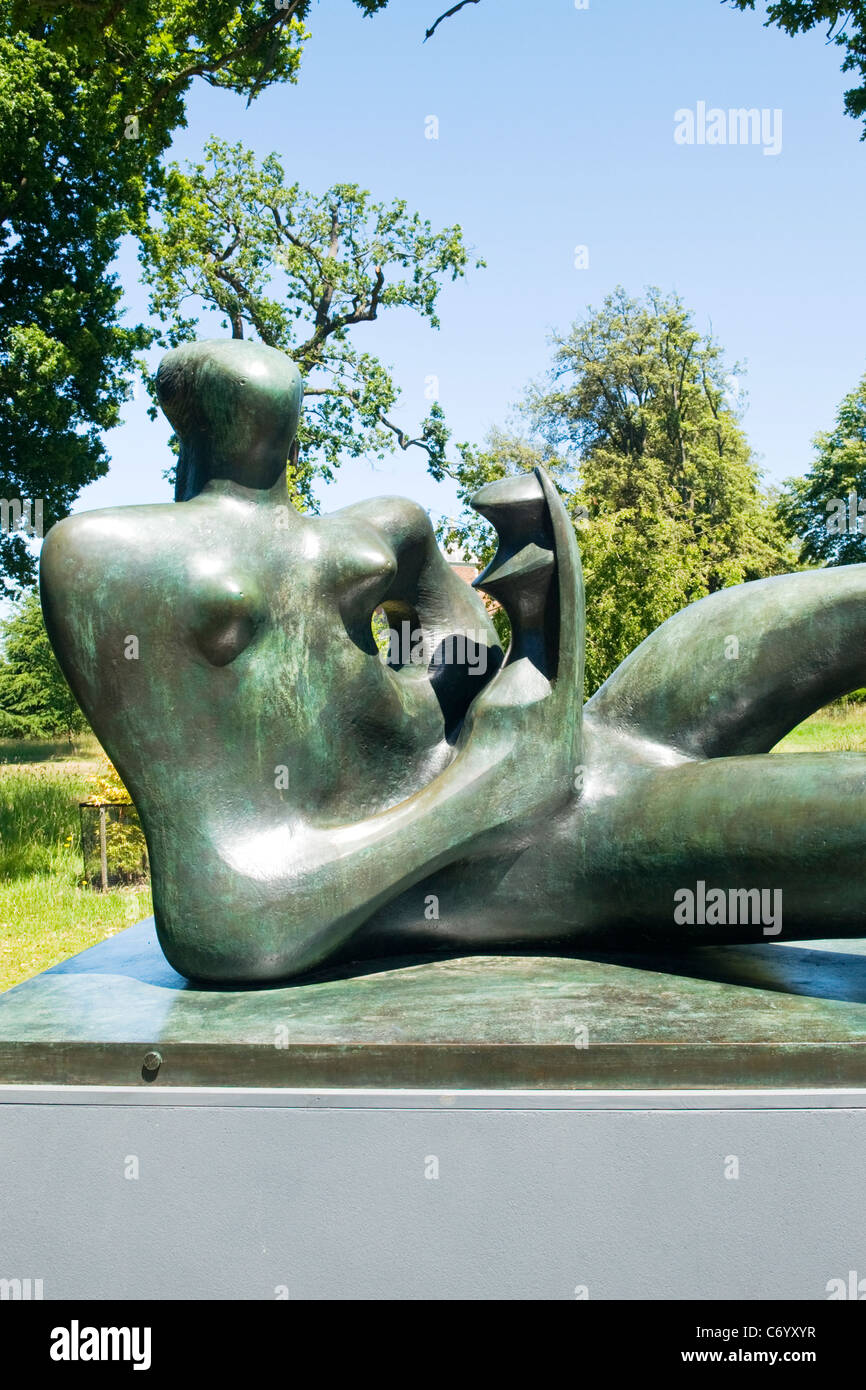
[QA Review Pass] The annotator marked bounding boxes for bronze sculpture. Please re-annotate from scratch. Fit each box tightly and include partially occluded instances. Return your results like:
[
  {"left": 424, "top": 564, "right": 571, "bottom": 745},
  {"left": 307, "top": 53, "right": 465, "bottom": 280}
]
[{"left": 38, "top": 339, "right": 866, "bottom": 983}]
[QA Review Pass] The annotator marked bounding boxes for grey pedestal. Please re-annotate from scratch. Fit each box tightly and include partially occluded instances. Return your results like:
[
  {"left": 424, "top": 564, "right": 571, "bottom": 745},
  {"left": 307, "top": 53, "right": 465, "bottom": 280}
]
[
  {"left": 3, "top": 923, "right": 866, "bottom": 1300},
  {"left": 2, "top": 1085, "right": 866, "bottom": 1300}
]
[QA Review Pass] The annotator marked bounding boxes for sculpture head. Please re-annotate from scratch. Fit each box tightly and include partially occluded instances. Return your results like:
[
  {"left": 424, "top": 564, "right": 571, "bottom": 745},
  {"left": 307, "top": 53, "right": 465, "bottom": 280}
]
[{"left": 156, "top": 339, "right": 303, "bottom": 499}]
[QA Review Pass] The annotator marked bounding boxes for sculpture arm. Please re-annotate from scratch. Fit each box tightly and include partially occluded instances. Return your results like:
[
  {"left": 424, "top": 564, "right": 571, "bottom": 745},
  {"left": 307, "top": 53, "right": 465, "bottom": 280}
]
[{"left": 218, "top": 657, "right": 569, "bottom": 976}]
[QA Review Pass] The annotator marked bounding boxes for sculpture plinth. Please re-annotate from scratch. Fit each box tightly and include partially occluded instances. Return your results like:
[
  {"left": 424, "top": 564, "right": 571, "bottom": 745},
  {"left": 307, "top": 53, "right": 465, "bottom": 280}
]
[
  {"left": 2, "top": 921, "right": 866, "bottom": 1089},
  {"left": 4, "top": 925, "right": 866, "bottom": 1302},
  {"left": 9, "top": 338, "right": 866, "bottom": 1303}
]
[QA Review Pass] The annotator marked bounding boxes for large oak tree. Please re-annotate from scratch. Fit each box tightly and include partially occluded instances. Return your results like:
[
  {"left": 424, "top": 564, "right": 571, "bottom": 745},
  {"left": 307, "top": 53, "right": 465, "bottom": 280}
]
[
  {"left": 140, "top": 138, "right": 479, "bottom": 505},
  {"left": 0, "top": 0, "right": 390, "bottom": 588}
]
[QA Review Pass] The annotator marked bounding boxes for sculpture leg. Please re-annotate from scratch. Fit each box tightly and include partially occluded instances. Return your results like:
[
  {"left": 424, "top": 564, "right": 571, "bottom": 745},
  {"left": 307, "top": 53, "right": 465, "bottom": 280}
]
[
  {"left": 577, "top": 753, "right": 866, "bottom": 945},
  {"left": 586, "top": 565, "right": 866, "bottom": 758}
]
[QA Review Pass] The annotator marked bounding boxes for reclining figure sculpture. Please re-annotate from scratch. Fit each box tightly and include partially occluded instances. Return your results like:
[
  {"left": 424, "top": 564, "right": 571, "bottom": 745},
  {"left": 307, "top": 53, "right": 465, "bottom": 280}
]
[{"left": 39, "top": 339, "right": 866, "bottom": 983}]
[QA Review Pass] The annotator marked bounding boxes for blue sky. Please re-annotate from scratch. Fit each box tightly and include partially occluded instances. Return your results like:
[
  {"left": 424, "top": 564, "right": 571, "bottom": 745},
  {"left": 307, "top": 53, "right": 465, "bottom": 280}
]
[{"left": 77, "top": 0, "right": 866, "bottom": 530}]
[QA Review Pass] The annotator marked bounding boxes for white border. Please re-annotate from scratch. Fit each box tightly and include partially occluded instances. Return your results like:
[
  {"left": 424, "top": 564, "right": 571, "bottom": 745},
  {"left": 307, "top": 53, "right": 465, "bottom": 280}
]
[{"left": 3, "top": 1084, "right": 866, "bottom": 1109}]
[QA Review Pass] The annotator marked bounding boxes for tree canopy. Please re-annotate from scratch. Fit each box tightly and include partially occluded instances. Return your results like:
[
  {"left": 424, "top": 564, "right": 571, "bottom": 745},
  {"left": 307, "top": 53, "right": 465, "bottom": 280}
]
[
  {"left": 777, "top": 372, "right": 866, "bottom": 565},
  {"left": 0, "top": 0, "right": 391, "bottom": 587},
  {"left": 140, "top": 138, "right": 479, "bottom": 505},
  {"left": 0, "top": 587, "right": 88, "bottom": 741},
  {"left": 443, "top": 288, "right": 798, "bottom": 694},
  {"left": 728, "top": 3, "right": 866, "bottom": 136}
]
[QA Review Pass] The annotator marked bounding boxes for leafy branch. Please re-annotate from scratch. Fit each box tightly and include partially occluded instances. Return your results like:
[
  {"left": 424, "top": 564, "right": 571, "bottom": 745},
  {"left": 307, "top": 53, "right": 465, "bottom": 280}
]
[{"left": 425, "top": 0, "right": 483, "bottom": 42}]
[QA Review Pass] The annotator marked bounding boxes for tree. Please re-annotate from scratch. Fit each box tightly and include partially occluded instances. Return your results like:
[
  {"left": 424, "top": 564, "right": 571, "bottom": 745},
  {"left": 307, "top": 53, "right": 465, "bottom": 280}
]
[
  {"left": 728, "top": 2, "right": 866, "bottom": 136},
  {"left": 140, "top": 138, "right": 480, "bottom": 504},
  {"left": 0, "top": 588, "right": 88, "bottom": 742},
  {"left": 0, "top": 19, "right": 148, "bottom": 591},
  {"left": 424, "top": 1, "right": 484, "bottom": 41},
  {"left": 444, "top": 288, "right": 797, "bottom": 695},
  {"left": 0, "top": 1, "right": 391, "bottom": 587},
  {"left": 777, "top": 373, "right": 866, "bottom": 565}
]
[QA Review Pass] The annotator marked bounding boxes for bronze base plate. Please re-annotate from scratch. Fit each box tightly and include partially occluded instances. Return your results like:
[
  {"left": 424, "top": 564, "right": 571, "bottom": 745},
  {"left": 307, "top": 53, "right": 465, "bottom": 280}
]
[{"left": 2, "top": 919, "right": 866, "bottom": 1088}]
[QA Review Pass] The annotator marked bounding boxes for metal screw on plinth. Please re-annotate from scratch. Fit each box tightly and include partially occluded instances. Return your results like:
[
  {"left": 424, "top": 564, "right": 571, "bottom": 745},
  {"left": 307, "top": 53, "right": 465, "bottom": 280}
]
[{"left": 141, "top": 1050, "right": 162, "bottom": 1082}]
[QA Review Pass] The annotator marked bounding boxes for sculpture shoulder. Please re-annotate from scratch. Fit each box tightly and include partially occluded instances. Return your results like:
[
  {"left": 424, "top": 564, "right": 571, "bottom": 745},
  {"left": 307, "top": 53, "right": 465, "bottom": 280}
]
[{"left": 333, "top": 495, "right": 437, "bottom": 551}]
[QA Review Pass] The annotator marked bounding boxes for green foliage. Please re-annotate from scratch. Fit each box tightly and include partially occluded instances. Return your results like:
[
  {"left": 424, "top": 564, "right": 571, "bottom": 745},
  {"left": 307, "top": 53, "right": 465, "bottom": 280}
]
[
  {"left": 541, "top": 288, "right": 799, "bottom": 691},
  {"left": 728, "top": 2, "right": 866, "bottom": 135},
  {"left": 0, "top": 759, "right": 152, "bottom": 992},
  {"left": 777, "top": 373, "right": 866, "bottom": 564},
  {"left": 0, "top": 21, "right": 149, "bottom": 588},
  {"left": 0, "top": 763, "right": 83, "bottom": 877},
  {"left": 0, "top": 1, "right": 390, "bottom": 584},
  {"left": 445, "top": 288, "right": 798, "bottom": 695},
  {"left": 80, "top": 807, "right": 149, "bottom": 889},
  {"left": 80, "top": 757, "right": 149, "bottom": 890},
  {"left": 82, "top": 756, "right": 135, "bottom": 806},
  {"left": 140, "top": 138, "right": 480, "bottom": 504},
  {"left": 0, "top": 588, "right": 88, "bottom": 741}
]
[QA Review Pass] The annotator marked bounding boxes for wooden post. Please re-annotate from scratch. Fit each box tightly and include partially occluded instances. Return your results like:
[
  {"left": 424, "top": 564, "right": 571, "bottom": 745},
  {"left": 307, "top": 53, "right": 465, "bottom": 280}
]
[{"left": 98, "top": 806, "right": 108, "bottom": 892}]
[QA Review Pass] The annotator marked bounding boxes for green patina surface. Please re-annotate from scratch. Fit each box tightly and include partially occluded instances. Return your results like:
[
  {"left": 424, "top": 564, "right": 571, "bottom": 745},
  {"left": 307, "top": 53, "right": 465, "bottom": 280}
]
[{"left": 35, "top": 340, "right": 866, "bottom": 992}]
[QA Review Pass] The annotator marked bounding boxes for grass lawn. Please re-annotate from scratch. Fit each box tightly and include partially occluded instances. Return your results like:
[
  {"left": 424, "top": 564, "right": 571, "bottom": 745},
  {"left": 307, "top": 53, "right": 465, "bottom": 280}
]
[
  {"left": 0, "top": 733, "right": 103, "bottom": 765},
  {"left": 772, "top": 704, "right": 866, "bottom": 753},
  {"left": 0, "top": 746, "right": 152, "bottom": 993},
  {"left": 0, "top": 708, "right": 865, "bottom": 993}
]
